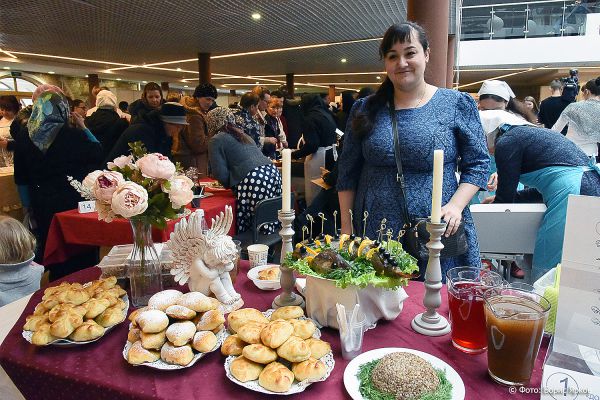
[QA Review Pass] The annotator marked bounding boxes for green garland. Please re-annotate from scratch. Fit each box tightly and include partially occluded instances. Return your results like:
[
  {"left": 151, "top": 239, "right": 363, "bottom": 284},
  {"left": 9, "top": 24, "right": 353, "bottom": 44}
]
[{"left": 357, "top": 359, "right": 453, "bottom": 400}]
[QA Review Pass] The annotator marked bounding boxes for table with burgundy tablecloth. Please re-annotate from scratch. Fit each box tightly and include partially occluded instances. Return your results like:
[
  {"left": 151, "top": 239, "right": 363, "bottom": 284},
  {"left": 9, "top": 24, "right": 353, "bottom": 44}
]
[
  {"left": 0, "top": 261, "right": 547, "bottom": 400},
  {"left": 43, "top": 186, "right": 236, "bottom": 265}
]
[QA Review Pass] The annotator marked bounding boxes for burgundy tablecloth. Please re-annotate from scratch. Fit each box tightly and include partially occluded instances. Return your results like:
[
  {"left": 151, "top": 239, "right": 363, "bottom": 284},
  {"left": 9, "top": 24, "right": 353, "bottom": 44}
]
[
  {"left": 43, "top": 189, "right": 236, "bottom": 265},
  {"left": 0, "top": 262, "right": 547, "bottom": 400}
]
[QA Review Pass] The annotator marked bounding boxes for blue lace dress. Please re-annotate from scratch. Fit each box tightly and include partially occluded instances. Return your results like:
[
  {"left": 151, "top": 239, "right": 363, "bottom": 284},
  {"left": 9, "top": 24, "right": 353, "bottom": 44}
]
[{"left": 337, "top": 89, "right": 490, "bottom": 277}]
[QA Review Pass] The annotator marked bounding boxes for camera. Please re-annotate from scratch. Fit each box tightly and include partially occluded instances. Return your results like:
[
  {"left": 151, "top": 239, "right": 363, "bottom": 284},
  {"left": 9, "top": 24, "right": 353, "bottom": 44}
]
[{"left": 560, "top": 69, "right": 579, "bottom": 103}]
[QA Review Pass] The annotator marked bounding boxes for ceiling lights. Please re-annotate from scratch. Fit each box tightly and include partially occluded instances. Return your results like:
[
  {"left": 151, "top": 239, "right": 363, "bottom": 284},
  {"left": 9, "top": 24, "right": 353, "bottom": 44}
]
[
  {"left": 0, "top": 48, "right": 17, "bottom": 59},
  {"left": 3, "top": 66, "right": 10, "bottom": 70},
  {"left": 251, "top": 13, "right": 261, "bottom": 20},
  {"left": 376, "top": 76, "right": 381, "bottom": 80},
  {"left": 341, "top": 58, "right": 347, "bottom": 63},
  {"left": 48, "top": 71, "right": 55, "bottom": 74}
]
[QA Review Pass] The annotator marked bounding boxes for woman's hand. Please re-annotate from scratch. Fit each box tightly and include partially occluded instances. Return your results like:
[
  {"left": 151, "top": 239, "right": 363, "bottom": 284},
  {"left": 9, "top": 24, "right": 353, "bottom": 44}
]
[
  {"left": 487, "top": 172, "right": 498, "bottom": 192},
  {"left": 441, "top": 202, "right": 463, "bottom": 237},
  {"left": 71, "top": 112, "right": 86, "bottom": 130},
  {"left": 481, "top": 195, "right": 495, "bottom": 204}
]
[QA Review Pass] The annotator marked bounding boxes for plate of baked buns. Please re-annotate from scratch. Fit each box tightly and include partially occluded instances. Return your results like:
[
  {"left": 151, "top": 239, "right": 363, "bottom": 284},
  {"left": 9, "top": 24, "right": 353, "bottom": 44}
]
[
  {"left": 222, "top": 306, "right": 334, "bottom": 395},
  {"left": 123, "top": 289, "right": 226, "bottom": 369},
  {"left": 22, "top": 276, "right": 128, "bottom": 346}
]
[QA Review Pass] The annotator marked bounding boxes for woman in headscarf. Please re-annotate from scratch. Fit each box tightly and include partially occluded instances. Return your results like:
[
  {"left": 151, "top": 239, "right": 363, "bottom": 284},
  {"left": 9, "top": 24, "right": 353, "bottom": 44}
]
[
  {"left": 14, "top": 91, "right": 102, "bottom": 270},
  {"left": 481, "top": 109, "right": 600, "bottom": 281},
  {"left": 207, "top": 107, "right": 281, "bottom": 234},
  {"left": 84, "top": 90, "right": 129, "bottom": 162},
  {"left": 292, "top": 93, "right": 337, "bottom": 206},
  {"left": 128, "top": 82, "right": 164, "bottom": 123}
]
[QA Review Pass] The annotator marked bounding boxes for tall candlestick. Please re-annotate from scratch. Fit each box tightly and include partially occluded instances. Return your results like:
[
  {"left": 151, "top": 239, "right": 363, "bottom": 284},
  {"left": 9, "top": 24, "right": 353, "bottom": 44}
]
[
  {"left": 430, "top": 150, "right": 444, "bottom": 224},
  {"left": 281, "top": 149, "right": 291, "bottom": 212}
]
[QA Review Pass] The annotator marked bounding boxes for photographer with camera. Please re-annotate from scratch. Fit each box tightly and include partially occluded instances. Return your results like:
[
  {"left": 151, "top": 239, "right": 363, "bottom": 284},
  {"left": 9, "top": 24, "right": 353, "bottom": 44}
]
[{"left": 538, "top": 72, "right": 579, "bottom": 134}]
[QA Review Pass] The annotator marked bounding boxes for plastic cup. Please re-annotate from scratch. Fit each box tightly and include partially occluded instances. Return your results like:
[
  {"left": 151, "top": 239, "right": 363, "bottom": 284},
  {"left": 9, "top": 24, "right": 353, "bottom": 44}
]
[
  {"left": 247, "top": 244, "right": 269, "bottom": 268},
  {"left": 336, "top": 308, "right": 366, "bottom": 360}
]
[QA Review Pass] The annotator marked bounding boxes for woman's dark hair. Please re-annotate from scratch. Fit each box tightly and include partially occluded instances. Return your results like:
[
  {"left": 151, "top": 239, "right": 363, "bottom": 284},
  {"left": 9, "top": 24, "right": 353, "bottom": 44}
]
[
  {"left": 71, "top": 99, "right": 85, "bottom": 111},
  {"left": 584, "top": 78, "right": 600, "bottom": 96},
  {"left": 141, "top": 82, "right": 163, "bottom": 105},
  {"left": 479, "top": 94, "right": 537, "bottom": 124},
  {"left": 240, "top": 92, "right": 259, "bottom": 109},
  {"left": 0, "top": 95, "right": 21, "bottom": 114},
  {"left": 523, "top": 96, "right": 539, "bottom": 113},
  {"left": 352, "top": 22, "right": 429, "bottom": 139},
  {"left": 224, "top": 122, "right": 253, "bottom": 144}
]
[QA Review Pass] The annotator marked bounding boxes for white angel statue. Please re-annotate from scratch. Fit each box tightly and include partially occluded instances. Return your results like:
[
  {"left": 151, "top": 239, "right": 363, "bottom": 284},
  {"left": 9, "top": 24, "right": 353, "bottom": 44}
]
[{"left": 167, "top": 206, "right": 241, "bottom": 305}]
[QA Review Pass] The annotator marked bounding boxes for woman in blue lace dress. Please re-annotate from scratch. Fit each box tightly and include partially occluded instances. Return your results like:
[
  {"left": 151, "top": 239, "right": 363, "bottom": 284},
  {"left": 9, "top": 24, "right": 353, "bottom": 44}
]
[{"left": 337, "top": 22, "right": 490, "bottom": 278}]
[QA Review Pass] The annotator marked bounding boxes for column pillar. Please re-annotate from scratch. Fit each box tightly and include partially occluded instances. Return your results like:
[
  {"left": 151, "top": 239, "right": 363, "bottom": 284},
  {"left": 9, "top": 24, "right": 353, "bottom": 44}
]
[
  {"left": 446, "top": 35, "right": 456, "bottom": 88},
  {"left": 197, "top": 52, "right": 211, "bottom": 84},
  {"left": 87, "top": 73, "right": 99, "bottom": 106},
  {"left": 161, "top": 82, "right": 170, "bottom": 93},
  {"left": 229, "top": 89, "right": 236, "bottom": 96},
  {"left": 408, "top": 0, "right": 450, "bottom": 88},
  {"left": 286, "top": 73, "right": 294, "bottom": 98},
  {"left": 328, "top": 85, "right": 336, "bottom": 102}
]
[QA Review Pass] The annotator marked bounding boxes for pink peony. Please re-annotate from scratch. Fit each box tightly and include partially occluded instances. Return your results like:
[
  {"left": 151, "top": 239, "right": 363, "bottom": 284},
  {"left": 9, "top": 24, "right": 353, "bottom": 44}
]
[
  {"left": 107, "top": 155, "right": 134, "bottom": 170},
  {"left": 135, "top": 153, "right": 176, "bottom": 180},
  {"left": 163, "top": 175, "right": 194, "bottom": 208},
  {"left": 111, "top": 182, "right": 148, "bottom": 218},
  {"left": 96, "top": 200, "right": 116, "bottom": 222},
  {"left": 92, "top": 171, "right": 125, "bottom": 203},
  {"left": 82, "top": 170, "right": 103, "bottom": 190}
]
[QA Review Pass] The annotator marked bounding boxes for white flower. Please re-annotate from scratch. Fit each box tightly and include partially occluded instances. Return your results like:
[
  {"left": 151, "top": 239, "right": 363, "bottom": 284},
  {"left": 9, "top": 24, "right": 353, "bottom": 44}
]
[
  {"left": 96, "top": 200, "right": 116, "bottom": 223},
  {"left": 107, "top": 155, "right": 134, "bottom": 170},
  {"left": 82, "top": 170, "right": 103, "bottom": 190},
  {"left": 163, "top": 175, "right": 194, "bottom": 208},
  {"left": 135, "top": 153, "right": 176, "bottom": 180},
  {"left": 111, "top": 182, "right": 148, "bottom": 218},
  {"left": 92, "top": 171, "right": 125, "bottom": 203}
]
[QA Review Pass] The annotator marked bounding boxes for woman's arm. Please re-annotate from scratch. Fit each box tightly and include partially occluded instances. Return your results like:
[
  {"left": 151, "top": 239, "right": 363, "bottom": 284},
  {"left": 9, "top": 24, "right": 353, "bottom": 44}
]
[
  {"left": 207, "top": 137, "right": 230, "bottom": 188},
  {"left": 338, "top": 190, "right": 355, "bottom": 234},
  {"left": 441, "top": 183, "right": 480, "bottom": 236},
  {"left": 551, "top": 112, "right": 569, "bottom": 133}
]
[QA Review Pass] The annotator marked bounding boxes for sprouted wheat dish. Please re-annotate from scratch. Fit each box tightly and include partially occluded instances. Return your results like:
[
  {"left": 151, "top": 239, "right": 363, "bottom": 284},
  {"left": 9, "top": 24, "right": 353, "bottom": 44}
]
[{"left": 357, "top": 352, "right": 452, "bottom": 400}]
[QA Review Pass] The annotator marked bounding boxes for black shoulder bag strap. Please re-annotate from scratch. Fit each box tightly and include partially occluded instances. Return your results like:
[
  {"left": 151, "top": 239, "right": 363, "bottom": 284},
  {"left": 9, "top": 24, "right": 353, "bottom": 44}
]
[{"left": 389, "top": 103, "right": 412, "bottom": 228}]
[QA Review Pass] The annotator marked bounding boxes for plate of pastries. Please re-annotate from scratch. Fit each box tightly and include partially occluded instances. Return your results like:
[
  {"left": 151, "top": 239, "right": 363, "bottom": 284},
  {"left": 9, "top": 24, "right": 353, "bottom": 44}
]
[
  {"left": 22, "top": 276, "right": 128, "bottom": 346},
  {"left": 123, "top": 289, "right": 227, "bottom": 369},
  {"left": 222, "top": 306, "right": 334, "bottom": 395}
]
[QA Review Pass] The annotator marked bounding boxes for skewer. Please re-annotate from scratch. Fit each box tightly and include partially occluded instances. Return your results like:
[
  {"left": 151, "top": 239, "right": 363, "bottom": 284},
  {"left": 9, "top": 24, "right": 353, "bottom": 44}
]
[
  {"left": 386, "top": 229, "right": 393, "bottom": 251},
  {"left": 348, "top": 209, "right": 354, "bottom": 236},
  {"left": 306, "top": 214, "right": 315, "bottom": 242},
  {"left": 377, "top": 218, "right": 387, "bottom": 243},
  {"left": 362, "top": 211, "right": 369, "bottom": 239},
  {"left": 317, "top": 212, "right": 327, "bottom": 238},
  {"left": 302, "top": 226, "right": 308, "bottom": 243}
]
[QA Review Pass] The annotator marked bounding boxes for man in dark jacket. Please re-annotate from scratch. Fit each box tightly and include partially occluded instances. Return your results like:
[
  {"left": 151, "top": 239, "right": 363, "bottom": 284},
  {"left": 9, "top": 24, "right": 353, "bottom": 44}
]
[
  {"left": 105, "top": 102, "right": 188, "bottom": 163},
  {"left": 279, "top": 85, "right": 303, "bottom": 149},
  {"left": 85, "top": 90, "right": 129, "bottom": 163}
]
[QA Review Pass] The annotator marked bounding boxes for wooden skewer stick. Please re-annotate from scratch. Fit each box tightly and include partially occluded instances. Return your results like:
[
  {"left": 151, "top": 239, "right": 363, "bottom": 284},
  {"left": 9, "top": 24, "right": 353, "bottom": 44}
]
[
  {"left": 302, "top": 226, "right": 309, "bottom": 242},
  {"left": 362, "top": 211, "right": 369, "bottom": 239},
  {"left": 386, "top": 229, "right": 393, "bottom": 251},
  {"left": 348, "top": 209, "right": 354, "bottom": 236},
  {"left": 317, "top": 212, "right": 327, "bottom": 237},
  {"left": 333, "top": 210, "right": 338, "bottom": 234},
  {"left": 306, "top": 214, "right": 315, "bottom": 241},
  {"left": 377, "top": 218, "right": 387, "bottom": 243}
]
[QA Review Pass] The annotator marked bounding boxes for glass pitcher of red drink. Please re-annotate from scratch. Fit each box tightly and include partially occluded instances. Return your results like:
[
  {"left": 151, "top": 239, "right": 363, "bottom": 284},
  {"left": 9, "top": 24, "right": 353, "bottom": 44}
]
[{"left": 446, "top": 267, "right": 504, "bottom": 354}]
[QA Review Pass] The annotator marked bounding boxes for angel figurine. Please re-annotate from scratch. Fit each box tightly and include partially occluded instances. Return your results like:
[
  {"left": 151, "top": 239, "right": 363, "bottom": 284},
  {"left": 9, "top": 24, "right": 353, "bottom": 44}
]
[{"left": 167, "top": 205, "right": 242, "bottom": 306}]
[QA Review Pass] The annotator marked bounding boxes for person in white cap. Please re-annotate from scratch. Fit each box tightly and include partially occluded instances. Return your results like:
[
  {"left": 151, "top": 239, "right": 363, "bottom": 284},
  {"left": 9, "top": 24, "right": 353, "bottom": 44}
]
[
  {"left": 477, "top": 80, "right": 537, "bottom": 124},
  {"left": 480, "top": 109, "right": 600, "bottom": 281},
  {"left": 84, "top": 90, "right": 129, "bottom": 161}
]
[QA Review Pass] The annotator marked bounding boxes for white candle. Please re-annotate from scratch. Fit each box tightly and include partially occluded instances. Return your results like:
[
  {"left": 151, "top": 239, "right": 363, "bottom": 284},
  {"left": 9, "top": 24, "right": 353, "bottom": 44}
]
[
  {"left": 431, "top": 150, "right": 444, "bottom": 224},
  {"left": 282, "top": 149, "right": 291, "bottom": 212}
]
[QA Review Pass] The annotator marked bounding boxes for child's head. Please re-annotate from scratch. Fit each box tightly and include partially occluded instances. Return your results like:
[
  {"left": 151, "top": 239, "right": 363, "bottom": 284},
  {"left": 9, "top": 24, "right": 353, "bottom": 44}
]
[{"left": 0, "top": 216, "right": 36, "bottom": 264}]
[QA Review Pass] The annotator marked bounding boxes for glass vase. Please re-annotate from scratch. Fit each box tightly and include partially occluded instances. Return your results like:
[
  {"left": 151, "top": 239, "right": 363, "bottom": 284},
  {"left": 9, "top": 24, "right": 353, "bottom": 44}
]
[{"left": 127, "top": 218, "right": 163, "bottom": 307}]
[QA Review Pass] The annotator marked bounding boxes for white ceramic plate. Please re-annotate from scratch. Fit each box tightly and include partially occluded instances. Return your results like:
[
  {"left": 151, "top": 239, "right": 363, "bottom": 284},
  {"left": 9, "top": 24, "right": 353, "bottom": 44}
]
[
  {"left": 122, "top": 327, "right": 226, "bottom": 370},
  {"left": 223, "top": 309, "right": 333, "bottom": 395},
  {"left": 247, "top": 265, "right": 281, "bottom": 291},
  {"left": 23, "top": 294, "right": 129, "bottom": 347},
  {"left": 343, "top": 347, "right": 466, "bottom": 400}
]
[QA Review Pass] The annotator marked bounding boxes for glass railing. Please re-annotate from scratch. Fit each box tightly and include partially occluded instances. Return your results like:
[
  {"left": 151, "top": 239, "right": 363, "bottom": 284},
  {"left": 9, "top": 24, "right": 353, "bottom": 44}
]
[{"left": 460, "top": 0, "right": 600, "bottom": 40}]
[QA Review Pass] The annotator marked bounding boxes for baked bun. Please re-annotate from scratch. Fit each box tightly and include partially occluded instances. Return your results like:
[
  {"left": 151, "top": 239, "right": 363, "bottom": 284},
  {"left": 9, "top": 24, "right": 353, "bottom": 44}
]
[
  {"left": 160, "top": 342, "right": 194, "bottom": 366},
  {"left": 165, "top": 305, "right": 196, "bottom": 320},
  {"left": 32, "top": 303, "right": 47, "bottom": 316},
  {"left": 82, "top": 298, "right": 111, "bottom": 319},
  {"left": 191, "top": 331, "right": 217, "bottom": 353},
  {"left": 24, "top": 315, "right": 50, "bottom": 331},
  {"left": 41, "top": 296, "right": 60, "bottom": 312},
  {"left": 258, "top": 266, "right": 280, "bottom": 281},
  {"left": 258, "top": 362, "right": 294, "bottom": 393},
  {"left": 147, "top": 290, "right": 183, "bottom": 311},
  {"left": 128, "top": 327, "right": 141, "bottom": 343},
  {"left": 196, "top": 310, "right": 225, "bottom": 331},
  {"left": 92, "top": 291, "right": 119, "bottom": 306},
  {"left": 292, "top": 357, "right": 327, "bottom": 381},
  {"left": 96, "top": 276, "right": 117, "bottom": 290},
  {"left": 260, "top": 320, "right": 293, "bottom": 348},
  {"left": 176, "top": 291, "right": 217, "bottom": 312},
  {"left": 104, "top": 286, "right": 127, "bottom": 298},
  {"left": 212, "top": 324, "right": 225, "bottom": 334},
  {"left": 49, "top": 312, "right": 84, "bottom": 338},
  {"left": 227, "top": 308, "right": 269, "bottom": 333},
  {"left": 270, "top": 306, "right": 304, "bottom": 321},
  {"left": 221, "top": 334, "right": 246, "bottom": 356},
  {"left": 68, "top": 320, "right": 105, "bottom": 342},
  {"left": 304, "top": 338, "right": 331, "bottom": 359},
  {"left": 56, "top": 287, "right": 90, "bottom": 306},
  {"left": 166, "top": 321, "right": 196, "bottom": 346},
  {"left": 136, "top": 310, "right": 169, "bottom": 333},
  {"left": 277, "top": 336, "right": 311, "bottom": 362},
  {"left": 43, "top": 282, "right": 70, "bottom": 298},
  {"left": 237, "top": 321, "right": 266, "bottom": 344},
  {"left": 128, "top": 307, "right": 147, "bottom": 323},
  {"left": 128, "top": 340, "right": 160, "bottom": 365},
  {"left": 289, "top": 319, "right": 316, "bottom": 340},
  {"left": 48, "top": 303, "right": 86, "bottom": 322},
  {"left": 31, "top": 323, "right": 58, "bottom": 345},
  {"left": 230, "top": 356, "right": 264, "bottom": 383},
  {"left": 95, "top": 305, "right": 125, "bottom": 327},
  {"left": 140, "top": 330, "right": 167, "bottom": 350},
  {"left": 242, "top": 343, "right": 278, "bottom": 364}
]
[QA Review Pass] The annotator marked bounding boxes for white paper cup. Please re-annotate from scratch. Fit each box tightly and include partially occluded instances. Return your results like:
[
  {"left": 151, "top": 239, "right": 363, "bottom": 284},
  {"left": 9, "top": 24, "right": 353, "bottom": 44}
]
[{"left": 247, "top": 244, "right": 269, "bottom": 268}]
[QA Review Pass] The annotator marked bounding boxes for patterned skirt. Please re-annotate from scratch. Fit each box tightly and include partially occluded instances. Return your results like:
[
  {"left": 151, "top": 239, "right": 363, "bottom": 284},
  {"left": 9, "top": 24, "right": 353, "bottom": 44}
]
[{"left": 234, "top": 164, "right": 282, "bottom": 234}]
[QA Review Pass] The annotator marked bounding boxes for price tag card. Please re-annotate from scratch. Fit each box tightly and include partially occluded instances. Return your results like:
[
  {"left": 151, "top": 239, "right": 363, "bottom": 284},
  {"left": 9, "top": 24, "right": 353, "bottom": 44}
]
[{"left": 77, "top": 201, "right": 96, "bottom": 214}]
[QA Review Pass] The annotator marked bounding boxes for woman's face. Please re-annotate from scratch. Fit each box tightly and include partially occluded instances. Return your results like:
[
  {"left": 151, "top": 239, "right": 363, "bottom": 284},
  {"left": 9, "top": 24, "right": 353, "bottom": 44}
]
[
  {"left": 478, "top": 97, "right": 507, "bottom": 111},
  {"left": 524, "top": 100, "right": 534, "bottom": 110},
  {"left": 197, "top": 97, "right": 215, "bottom": 113},
  {"left": 384, "top": 32, "right": 429, "bottom": 92},
  {"left": 266, "top": 99, "right": 283, "bottom": 118},
  {"left": 146, "top": 90, "right": 162, "bottom": 109},
  {"left": 0, "top": 108, "right": 15, "bottom": 120}
]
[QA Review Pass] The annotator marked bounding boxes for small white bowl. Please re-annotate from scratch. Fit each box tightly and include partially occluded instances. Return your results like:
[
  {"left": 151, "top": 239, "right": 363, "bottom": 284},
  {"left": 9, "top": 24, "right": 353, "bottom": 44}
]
[{"left": 247, "top": 264, "right": 281, "bottom": 291}]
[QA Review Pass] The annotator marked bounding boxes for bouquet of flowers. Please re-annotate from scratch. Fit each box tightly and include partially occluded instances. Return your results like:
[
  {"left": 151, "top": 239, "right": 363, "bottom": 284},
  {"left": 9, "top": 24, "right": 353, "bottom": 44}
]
[{"left": 70, "top": 142, "right": 194, "bottom": 228}]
